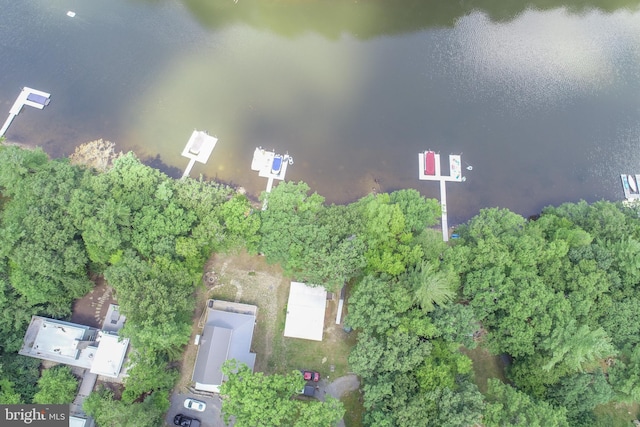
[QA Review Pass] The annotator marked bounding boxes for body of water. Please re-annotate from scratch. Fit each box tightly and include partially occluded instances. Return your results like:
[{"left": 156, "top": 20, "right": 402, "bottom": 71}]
[{"left": 1, "top": 0, "right": 639, "bottom": 223}]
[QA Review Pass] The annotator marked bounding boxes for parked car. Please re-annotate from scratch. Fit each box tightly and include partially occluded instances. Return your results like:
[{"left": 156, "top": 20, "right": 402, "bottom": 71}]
[
  {"left": 300, "top": 384, "right": 316, "bottom": 397},
  {"left": 301, "top": 370, "right": 320, "bottom": 382},
  {"left": 183, "top": 398, "right": 206, "bottom": 412},
  {"left": 174, "top": 414, "right": 201, "bottom": 427}
]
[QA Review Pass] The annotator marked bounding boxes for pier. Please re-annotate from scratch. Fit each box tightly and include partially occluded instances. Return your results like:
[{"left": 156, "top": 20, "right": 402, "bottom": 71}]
[
  {"left": 418, "top": 152, "right": 465, "bottom": 242},
  {"left": 180, "top": 130, "right": 218, "bottom": 178},
  {"left": 621, "top": 174, "right": 640, "bottom": 201},
  {"left": 0, "top": 87, "right": 51, "bottom": 138},
  {"left": 251, "top": 147, "right": 293, "bottom": 209}
]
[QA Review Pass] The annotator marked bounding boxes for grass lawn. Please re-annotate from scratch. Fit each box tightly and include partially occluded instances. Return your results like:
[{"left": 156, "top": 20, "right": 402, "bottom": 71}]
[
  {"left": 593, "top": 401, "right": 639, "bottom": 427},
  {"left": 342, "top": 389, "right": 365, "bottom": 427},
  {"left": 461, "top": 345, "right": 509, "bottom": 394},
  {"left": 267, "top": 294, "right": 357, "bottom": 379}
]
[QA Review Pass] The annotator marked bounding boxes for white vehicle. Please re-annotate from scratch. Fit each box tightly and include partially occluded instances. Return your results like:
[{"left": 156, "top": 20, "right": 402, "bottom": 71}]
[{"left": 183, "top": 398, "right": 206, "bottom": 412}]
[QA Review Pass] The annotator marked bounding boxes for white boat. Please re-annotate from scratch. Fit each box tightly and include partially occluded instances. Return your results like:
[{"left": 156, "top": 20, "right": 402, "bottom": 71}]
[{"left": 629, "top": 174, "right": 638, "bottom": 193}]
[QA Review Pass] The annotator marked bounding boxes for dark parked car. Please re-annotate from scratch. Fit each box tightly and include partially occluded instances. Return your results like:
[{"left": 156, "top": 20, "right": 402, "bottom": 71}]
[
  {"left": 301, "top": 384, "right": 316, "bottom": 397},
  {"left": 174, "top": 414, "right": 201, "bottom": 427}
]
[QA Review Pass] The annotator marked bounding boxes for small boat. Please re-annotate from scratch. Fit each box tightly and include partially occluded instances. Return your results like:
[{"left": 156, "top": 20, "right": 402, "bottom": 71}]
[
  {"left": 424, "top": 151, "right": 435, "bottom": 176},
  {"left": 271, "top": 154, "right": 283, "bottom": 175},
  {"left": 629, "top": 174, "right": 638, "bottom": 193}
]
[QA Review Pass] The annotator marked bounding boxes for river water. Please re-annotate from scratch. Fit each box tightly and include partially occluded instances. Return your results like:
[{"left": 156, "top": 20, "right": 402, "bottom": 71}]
[{"left": 1, "top": 0, "right": 639, "bottom": 223}]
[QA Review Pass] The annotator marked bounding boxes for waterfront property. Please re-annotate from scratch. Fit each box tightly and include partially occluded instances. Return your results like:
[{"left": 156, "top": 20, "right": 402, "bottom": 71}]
[{"left": 192, "top": 300, "right": 257, "bottom": 393}]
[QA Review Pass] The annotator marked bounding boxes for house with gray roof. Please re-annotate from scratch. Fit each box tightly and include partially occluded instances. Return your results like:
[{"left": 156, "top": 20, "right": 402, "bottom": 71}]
[{"left": 192, "top": 300, "right": 257, "bottom": 393}]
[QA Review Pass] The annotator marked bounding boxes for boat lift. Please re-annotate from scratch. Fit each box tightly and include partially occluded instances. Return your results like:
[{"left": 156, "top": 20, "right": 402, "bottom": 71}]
[
  {"left": 418, "top": 151, "right": 466, "bottom": 242},
  {"left": 251, "top": 147, "right": 293, "bottom": 209},
  {"left": 0, "top": 87, "right": 51, "bottom": 138}
]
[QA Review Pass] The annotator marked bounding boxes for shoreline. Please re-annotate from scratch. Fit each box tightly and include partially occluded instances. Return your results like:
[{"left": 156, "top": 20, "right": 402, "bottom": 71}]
[{"left": 0, "top": 139, "right": 470, "bottom": 228}]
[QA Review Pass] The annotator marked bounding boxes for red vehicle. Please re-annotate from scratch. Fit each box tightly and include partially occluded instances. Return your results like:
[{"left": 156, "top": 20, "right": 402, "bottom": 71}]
[
  {"left": 424, "top": 151, "right": 435, "bottom": 175},
  {"left": 301, "top": 370, "right": 320, "bottom": 382}
]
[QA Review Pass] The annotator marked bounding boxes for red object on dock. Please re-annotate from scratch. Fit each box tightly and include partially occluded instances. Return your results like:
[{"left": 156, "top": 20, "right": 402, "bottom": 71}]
[{"left": 425, "top": 151, "right": 435, "bottom": 175}]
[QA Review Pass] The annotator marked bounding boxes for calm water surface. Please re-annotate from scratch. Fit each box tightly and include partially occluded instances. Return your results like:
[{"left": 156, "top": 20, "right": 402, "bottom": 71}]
[{"left": 1, "top": 0, "right": 639, "bottom": 223}]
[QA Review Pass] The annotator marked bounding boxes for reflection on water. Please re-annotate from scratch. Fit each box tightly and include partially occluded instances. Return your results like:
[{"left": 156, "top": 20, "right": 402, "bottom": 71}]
[
  {"left": 0, "top": 0, "right": 639, "bottom": 224},
  {"left": 179, "top": 0, "right": 640, "bottom": 38}
]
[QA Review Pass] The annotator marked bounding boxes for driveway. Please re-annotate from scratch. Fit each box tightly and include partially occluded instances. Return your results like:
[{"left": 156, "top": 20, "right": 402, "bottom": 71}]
[
  {"left": 315, "top": 374, "right": 361, "bottom": 427},
  {"left": 165, "top": 391, "right": 226, "bottom": 427}
]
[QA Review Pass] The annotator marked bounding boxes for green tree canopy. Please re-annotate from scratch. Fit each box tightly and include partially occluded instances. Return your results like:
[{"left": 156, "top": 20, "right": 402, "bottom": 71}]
[
  {"left": 32, "top": 366, "right": 78, "bottom": 405},
  {"left": 220, "top": 360, "right": 344, "bottom": 427}
]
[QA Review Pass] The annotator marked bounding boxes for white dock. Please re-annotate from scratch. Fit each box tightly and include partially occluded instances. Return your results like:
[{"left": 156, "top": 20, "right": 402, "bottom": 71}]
[
  {"left": 251, "top": 147, "right": 293, "bottom": 209},
  {"left": 0, "top": 87, "right": 51, "bottom": 138},
  {"left": 621, "top": 174, "right": 640, "bottom": 201},
  {"left": 181, "top": 130, "right": 218, "bottom": 178},
  {"left": 418, "top": 152, "right": 465, "bottom": 242}
]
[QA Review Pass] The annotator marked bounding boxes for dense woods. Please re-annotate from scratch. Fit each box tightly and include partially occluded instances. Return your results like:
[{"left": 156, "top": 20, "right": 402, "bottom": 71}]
[{"left": 0, "top": 144, "right": 639, "bottom": 426}]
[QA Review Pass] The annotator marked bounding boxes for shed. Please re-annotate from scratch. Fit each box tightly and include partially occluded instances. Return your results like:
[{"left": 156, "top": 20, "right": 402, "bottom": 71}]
[{"left": 284, "top": 282, "right": 327, "bottom": 341}]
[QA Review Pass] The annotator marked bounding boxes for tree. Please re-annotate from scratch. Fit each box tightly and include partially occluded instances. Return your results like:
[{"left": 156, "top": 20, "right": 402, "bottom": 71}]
[
  {"left": 220, "top": 360, "right": 344, "bottom": 427},
  {"left": 423, "top": 380, "right": 485, "bottom": 427},
  {"left": 104, "top": 253, "right": 193, "bottom": 352},
  {"left": 539, "top": 320, "right": 615, "bottom": 372},
  {"left": 121, "top": 350, "right": 179, "bottom": 404},
  {"left": 546, "top": 371, "right": 613, "bottom": 424},
  {"left": 346, "top": 275, "right": 413, "bottom": 336},
  {"left": 484, "top": 379, "right": 570, "bottom": 427},
  {"left": 608, "top": 346, "right": 640, "bottom": 402},
  {"left": 429, "top": 304, "right": 478, "bottom": 349},
  {"left": 406, "top": 261, "right": 458, "bottom": 313},
  {"left": 83, "top": 388, "right": 168, "bottom": 427},
  {"left": 355, "top": 193, "right": 424, "bottom": 275},
  {"left": 33, "top": 366, "right": 78, "bottom": 404},
  {"left": 388, "top": 189, "right": 440, "bottom": 234}
]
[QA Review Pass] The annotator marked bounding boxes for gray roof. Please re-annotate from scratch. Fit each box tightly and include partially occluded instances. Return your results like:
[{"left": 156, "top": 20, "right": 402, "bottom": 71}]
[{"left": 192, "top": 302, "right": 257, "bottom": 389}]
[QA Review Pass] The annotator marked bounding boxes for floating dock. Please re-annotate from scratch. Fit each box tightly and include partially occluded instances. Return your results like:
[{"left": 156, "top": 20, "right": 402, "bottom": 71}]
[
  {"left": 418, "top": 152, "right": 465, "bottom": 242},
  {"left": 621, "top": 174, "right": 640, "bottom": 201},
  {"left": 251, "top": 147, "right": 293, "bottom": 209},
  {"left": 181, "top": 130, "right": 218, "bottom": 178},
  {"left": 251, "top": 147, "right": 293, "bottom": 191},
  {"left": 0, "top": 87, "right": 51, "bottom": 138}
]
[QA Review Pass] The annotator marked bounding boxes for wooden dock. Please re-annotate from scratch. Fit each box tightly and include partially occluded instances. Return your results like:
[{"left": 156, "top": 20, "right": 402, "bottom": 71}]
[{"left": 0, "top": 87, "right": 51, "bottom": 138}]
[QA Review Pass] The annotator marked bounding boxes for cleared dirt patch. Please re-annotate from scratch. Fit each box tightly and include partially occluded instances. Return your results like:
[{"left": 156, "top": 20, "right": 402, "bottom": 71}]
[{"left": 71, "top": 278, "right": 117, "bottom": 329}]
